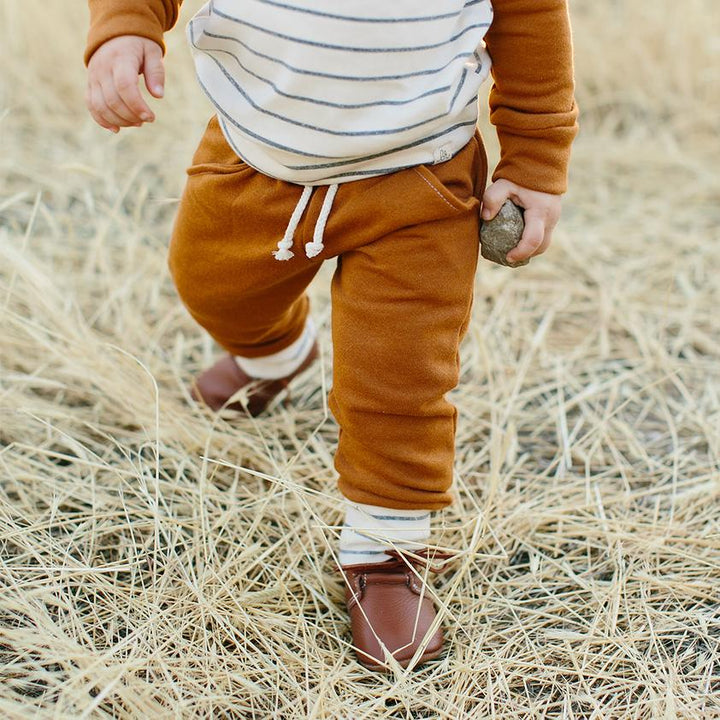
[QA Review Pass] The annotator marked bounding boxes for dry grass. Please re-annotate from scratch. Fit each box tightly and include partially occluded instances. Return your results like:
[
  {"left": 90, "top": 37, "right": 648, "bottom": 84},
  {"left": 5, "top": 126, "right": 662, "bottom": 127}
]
[{"left": 1, "top": 0, "right": 719, "bottom": 717}]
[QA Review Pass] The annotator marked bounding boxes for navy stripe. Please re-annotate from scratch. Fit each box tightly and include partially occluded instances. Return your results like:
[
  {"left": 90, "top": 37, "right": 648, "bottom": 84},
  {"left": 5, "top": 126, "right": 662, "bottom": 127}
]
[
  {"left": 194, "top": 37, "right": 475, "bottom": 138},
  {"left": 368, "top": 513, "right": 431, "bottom": 521},
  {"left": 340, "top": 549, "right": 389, "bottom": 555},
  {"left": 449, "top": 68, "right": 468, "bottom": 111},
  {"left": 195, "top": 27, "right": 474, "bottom": 82},
  {"left": 189, "top": 0, "right": 492, "bottom": 183},
  {"left": 194, "top": 77, "right": 331, "bottom": 159},
  {"left": 197, "top": 42, "right": 451, "bottom": 110},
  {"left": 211, "top": 3, "right": 490, "bottom": 54},
  {"left": 252, "top": 0, "right": 457, "bottom": 23},
  {"left": 217, "top": 113, "right": 476, "bottom": 175},
  {"left": 283, "top": 119, "right": 477, "bottom": 172},
  {"left": 318, "top": 164, "right": 426, "bottom": 181},
  {"left": 251, "top": 0, "right": 484, "bottom": 24}
]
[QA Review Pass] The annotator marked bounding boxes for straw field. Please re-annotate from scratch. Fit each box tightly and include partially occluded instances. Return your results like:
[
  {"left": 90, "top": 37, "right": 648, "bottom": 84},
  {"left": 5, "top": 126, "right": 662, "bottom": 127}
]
[{"left": 1, "top": 1, "right": 718, "bottom": 717}]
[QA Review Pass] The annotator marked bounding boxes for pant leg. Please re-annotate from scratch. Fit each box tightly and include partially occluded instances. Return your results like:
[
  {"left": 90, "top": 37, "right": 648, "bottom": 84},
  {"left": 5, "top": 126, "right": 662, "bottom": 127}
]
[
  {"left": 168, "top": 116, "right": 323, "bottom": 358},
  {"left": 327, "top": 132, "right": 488, "bottom": 511}
]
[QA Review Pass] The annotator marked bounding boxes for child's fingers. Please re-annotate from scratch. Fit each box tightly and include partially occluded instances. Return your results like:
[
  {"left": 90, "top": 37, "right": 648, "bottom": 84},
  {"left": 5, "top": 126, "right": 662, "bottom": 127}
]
[
  {"left": 98, "top": 77, "right": 143, "bottom": 126},
  {"left": 506, "top": 213, "right": 545, "bottom": 263},
  {"left": 142, "top": 42, "right": 165, "bottom": 98},
  {"left": 481, "top": 180, "right": 513, "bottom": 220},
  {"left": 88, "top": 83, "right": 120, "bottom": 132},
  {"left": 112, "top": 61, "right": 155, "bottom": 121},
  {"left": 529, "top": 237, "right": 551, "bottom": 258},
  {"left": 97, "top": 85, "right": 142, "bottom": 129}
]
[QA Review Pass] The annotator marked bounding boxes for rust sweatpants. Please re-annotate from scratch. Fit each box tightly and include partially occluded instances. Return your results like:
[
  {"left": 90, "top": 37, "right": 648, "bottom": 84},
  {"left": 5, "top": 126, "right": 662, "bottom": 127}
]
[{"left": 168, "top": 116, "right": 488, "bottom": 510}]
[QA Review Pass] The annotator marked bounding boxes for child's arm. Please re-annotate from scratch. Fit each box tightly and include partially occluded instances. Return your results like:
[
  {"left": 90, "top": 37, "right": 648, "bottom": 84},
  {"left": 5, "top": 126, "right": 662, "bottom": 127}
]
[
  {"left": 84, "top": 0, "right": 183, "bottom": 133},
  {"left": 482, "top": 0, "right": 579, "bottom": 264}
]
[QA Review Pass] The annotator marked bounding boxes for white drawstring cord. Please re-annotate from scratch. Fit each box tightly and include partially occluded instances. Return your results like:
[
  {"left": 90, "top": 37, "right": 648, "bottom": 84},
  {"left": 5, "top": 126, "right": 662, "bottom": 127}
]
[
  {"left": 272, "top": 185, "right": 313, "bottom": 261},
  {"left": 272, "top": 183, "right": 340, "bottom": 261},
  {"left": 304, "top": 183, "right": 338, "bottom": 259}
]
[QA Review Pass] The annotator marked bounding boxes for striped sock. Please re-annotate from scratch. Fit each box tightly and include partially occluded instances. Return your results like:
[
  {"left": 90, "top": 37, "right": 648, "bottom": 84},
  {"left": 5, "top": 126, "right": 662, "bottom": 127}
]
[{"left": 338, "top": 500, "right": 432, "bottom": 566}]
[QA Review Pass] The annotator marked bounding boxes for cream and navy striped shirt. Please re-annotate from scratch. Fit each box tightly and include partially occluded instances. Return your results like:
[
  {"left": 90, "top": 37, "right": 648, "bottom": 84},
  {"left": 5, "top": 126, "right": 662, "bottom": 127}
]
[{"left": 187, "top": 0, "right": 494, "bottom": 185}]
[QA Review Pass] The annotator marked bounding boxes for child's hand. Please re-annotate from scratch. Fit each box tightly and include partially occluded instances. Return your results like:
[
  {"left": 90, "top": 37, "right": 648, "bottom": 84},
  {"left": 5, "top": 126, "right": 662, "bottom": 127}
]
[
  {"left": 86, "top": 35, "right": 165, "bottom": 133},
  {"left": 481, "top": 179, "right": 562, "bottom": 264}
]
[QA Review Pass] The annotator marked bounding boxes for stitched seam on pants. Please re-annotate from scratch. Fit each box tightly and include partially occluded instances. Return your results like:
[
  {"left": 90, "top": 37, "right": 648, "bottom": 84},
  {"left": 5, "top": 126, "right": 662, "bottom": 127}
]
[{"left": 412, "top": 168, "right": 460, "bottom": 212}]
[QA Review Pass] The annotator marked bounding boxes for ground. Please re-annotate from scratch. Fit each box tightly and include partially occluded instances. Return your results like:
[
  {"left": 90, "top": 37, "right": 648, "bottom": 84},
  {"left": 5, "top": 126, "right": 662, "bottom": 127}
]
[{"left": 0, "top": 1, "right": 718, "bottom": 717}]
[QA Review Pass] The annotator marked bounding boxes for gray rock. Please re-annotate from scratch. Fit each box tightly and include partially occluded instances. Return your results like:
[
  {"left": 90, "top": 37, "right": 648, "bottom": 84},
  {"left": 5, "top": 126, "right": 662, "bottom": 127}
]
[{"left": 479, "top": 200, "right": 528, "bottom": 267}]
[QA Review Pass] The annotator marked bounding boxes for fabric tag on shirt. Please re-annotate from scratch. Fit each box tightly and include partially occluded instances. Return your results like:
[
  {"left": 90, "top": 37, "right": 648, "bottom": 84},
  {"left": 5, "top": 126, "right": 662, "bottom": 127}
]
[{"left": 433, "top": 145, "right": 453, "bottom": 164}]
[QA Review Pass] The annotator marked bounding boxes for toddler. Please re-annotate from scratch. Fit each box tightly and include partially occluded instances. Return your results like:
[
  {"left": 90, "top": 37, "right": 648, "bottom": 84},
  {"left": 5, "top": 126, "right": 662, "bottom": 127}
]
[{"left": 85, "top": 0, "right": 578, "bottom": 671}]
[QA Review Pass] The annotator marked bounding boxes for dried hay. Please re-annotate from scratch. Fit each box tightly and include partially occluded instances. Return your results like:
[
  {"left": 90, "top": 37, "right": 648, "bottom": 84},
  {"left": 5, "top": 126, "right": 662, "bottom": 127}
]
[{"left": 0, "top": 0, "right": 718, "bottom": 717}]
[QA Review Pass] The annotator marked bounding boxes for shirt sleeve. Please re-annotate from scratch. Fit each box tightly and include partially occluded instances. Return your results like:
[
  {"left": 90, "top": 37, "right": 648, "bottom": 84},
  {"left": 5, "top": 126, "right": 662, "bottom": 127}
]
[
  {"left": 484, "top": 0, "right": 579, "bottom": 195},
  {"left": 85, "top": 0, "right": 183, "bottom": 66}
]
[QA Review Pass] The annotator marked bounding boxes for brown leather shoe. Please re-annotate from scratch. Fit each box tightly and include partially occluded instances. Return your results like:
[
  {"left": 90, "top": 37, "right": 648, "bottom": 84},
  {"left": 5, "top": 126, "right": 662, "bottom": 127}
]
[
  {"left": 190, "top": 340, "right": 319, "bottom": 416},
  {"left": 340, "top": 548, "right": 456, "bottom": 672}
]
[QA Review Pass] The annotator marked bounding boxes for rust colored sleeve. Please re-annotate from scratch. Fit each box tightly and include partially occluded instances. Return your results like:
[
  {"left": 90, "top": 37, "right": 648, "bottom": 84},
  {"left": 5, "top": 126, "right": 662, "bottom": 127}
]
[
  {"left": 85, "top": 0, "right": 183, "bottom": 66},
  {"left": 484, "top": 0, "right": 579, "bottom": 194}
]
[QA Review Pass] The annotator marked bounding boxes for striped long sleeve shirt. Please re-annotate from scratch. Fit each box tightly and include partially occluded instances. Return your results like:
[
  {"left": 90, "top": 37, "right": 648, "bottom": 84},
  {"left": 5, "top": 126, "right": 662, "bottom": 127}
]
[
  {"left": 86, "top": 0, "right": 578, "bottom": 194},
  {"left": 186, "top": 0, "right": 494, "bottom": 184}
]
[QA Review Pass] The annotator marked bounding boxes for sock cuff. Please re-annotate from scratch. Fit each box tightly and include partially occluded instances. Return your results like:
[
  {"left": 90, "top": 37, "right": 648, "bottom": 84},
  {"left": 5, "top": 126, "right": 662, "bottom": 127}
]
[
  {"left": 234, "top": 317, "right": 316, "bottom": 380},
  {"left": 338, "top": 500, "right": 433, "bottom": 566}
]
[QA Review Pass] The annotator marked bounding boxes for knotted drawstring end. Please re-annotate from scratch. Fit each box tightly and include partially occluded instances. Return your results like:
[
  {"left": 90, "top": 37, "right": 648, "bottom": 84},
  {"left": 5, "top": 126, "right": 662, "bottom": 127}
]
[
  {"left": 302, "top": 183, "right": 338, "bottom": 261},
  {"left": 272, "top": 247, "right": 295, "bottom": 261},
  {"left": 272, "top": 183, "right": 338, "bottom": 262},
  {"left": 304, "top": 241, "right": 324, "bottom": 259},
  {"left": 272, "top": 185, "right": 314, "bottom": 262}
]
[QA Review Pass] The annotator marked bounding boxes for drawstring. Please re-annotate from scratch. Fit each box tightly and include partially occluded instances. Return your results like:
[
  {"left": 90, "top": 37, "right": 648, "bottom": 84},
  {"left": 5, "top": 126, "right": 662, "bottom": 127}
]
[
  {"left": 273, "top": 183, "right": 339, "bottom": 261},
  {"left": 272, "top": 185, "right": 312, "bottom": 261},
  {"left": 304, "top": 183, "right": 338, "bottom": 258}
]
